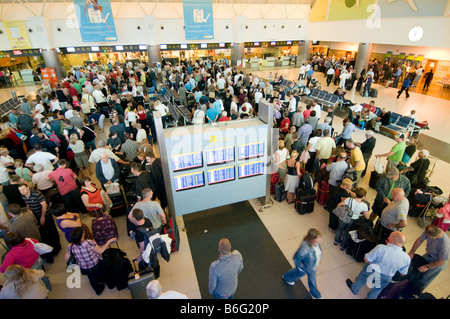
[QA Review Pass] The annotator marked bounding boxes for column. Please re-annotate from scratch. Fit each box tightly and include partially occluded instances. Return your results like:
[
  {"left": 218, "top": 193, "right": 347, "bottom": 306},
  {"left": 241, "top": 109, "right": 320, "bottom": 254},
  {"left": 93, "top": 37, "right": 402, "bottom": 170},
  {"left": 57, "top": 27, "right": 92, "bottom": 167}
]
[
  {"left": 147, "top": 45, "right": 161, "bottom": 67},
  {"left": 231, "top": 43, "right": 245, "bottom": 67},
  {"left": 354, "top": 43, "right": 373, "bottom": 77},
  {"left": 42, "top": 49, "right": 66, "bottom": 80},
  {"left": 297, "top": 40, "right": 312, "bottom": 66}
]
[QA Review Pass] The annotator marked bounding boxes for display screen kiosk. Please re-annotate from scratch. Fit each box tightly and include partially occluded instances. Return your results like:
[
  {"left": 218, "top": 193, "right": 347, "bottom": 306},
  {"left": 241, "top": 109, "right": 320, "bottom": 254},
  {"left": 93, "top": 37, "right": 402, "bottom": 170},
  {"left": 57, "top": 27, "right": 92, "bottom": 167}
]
[{"left": 154, "top": 100, "right": 274, "bottom": 220}]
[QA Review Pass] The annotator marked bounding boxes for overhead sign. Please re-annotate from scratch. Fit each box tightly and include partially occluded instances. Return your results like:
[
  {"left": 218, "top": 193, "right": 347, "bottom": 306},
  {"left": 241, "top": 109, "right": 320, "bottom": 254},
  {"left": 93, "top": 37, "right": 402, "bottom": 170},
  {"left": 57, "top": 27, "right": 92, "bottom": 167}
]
[
  {"left": 183, "top": 0, "right": 214, "bottom": 40},
  {"left": 3, "top": 20, "right": 32, "bottom": 50},
  {"left": 73, "top": 0, "right": 118, "bottom": 42},
  {"left": 41, "top": 68, "right": 59, "bottom": 88}
]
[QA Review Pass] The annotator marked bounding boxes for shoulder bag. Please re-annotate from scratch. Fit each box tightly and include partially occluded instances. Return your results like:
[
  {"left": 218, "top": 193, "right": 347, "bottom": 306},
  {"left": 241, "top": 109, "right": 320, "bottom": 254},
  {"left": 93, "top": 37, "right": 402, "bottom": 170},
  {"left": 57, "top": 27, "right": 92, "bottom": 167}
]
[
  {"left": 332, "top": 198, "right": 354, "bottom": 224},
  {"left": 26, "top": 238, "right": 53, "bottom": 255},
  {"left": 66, "top": 245, "right": 77, "bottom": 269}
]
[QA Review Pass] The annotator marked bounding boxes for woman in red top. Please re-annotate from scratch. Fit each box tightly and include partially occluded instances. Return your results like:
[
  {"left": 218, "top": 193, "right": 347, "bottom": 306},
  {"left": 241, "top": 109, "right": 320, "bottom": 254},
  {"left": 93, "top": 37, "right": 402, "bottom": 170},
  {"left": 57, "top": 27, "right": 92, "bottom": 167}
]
[
  {"left": 279, "top": 112, "right": 291, "bottom": 134},
  {"left": 137, "top": 105, "right": 147, "bottom": 123},
  {"left": 0, "top": 123, "right": 27, "bottom": 160},
  {"left": 0, "top": 233, "right": 41, "bottom": 273},
  {"left": 80, "top": 177, "right": 104, "bottom": 216}
]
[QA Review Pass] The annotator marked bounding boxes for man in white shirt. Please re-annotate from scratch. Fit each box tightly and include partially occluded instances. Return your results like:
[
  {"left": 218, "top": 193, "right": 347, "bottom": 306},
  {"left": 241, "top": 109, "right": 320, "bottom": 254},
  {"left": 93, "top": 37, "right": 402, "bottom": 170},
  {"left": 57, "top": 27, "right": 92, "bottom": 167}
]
[
  {"left": 326, "top": 67, "right": 335, "bottom": 86},
  {"left": 312, "top": 101, "right": 322, "bottom": 120},
  {"left": 146, "top": 280, "right": 187, "bottom": 299},
  {"left": 25, "top": 144, "right": 58, "bottom": 171},
  {"left": 298, "top": 64, "right": 306, "bottom": 80},
  {"left": 217, "top": 76, "right": 226, "bottom": 91},
  {"left": 92, "top": 87, "right": 107, "bottom": 105}
]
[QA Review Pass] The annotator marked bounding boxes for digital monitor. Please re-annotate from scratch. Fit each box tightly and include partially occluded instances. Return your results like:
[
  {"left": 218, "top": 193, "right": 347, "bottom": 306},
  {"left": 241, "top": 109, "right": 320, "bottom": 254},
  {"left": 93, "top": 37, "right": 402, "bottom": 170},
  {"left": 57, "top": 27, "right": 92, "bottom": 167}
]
[
  {"left": 219, "top": 42, "right": 225, "bottom": 47},
  {"left": 160, "top": 44, "right": 168, "bottom": 50},
  {"left": 171, "top": 152, "right": 203, "bottom": 172},
  {"left": 67, "top": 47, "right": 75, "bottom": 52},
  {"left": 180, "top": 44, "right": 187, "bottom": 49},
  {"left": 270, "top": 41, "right": 276, "bottom": 46},
  {"left": 201, "top": 43, "right": 207, "bottom": 48},
  {"left": 115, "top": 45, "right": 124, "bottom": 51},
  {"left": 207, "top": 166, "right": 235, "bottom": 185},
  {"left": 238, "top": 142, "right": 265, "bottom": 160},
  {"left": 205, "top": 147, "right": 235, "bottom": 165},
  {"left": 174, "top": 172, "right": 205, "bottom": 191},
  {"left": 254, "top": 42, "right": 260, "bottom": 46},
  {"left": 91, "top": 46, "right": 100, "bottom": 51},
  {"left": 238, "top": 161, "right": 264, "bottom": 179},
  {"left": 287, "top": 41, "right": 292, "bottom": 45},
  {"left": 139, "top": 45, "right": 147, "bottom": 50}
]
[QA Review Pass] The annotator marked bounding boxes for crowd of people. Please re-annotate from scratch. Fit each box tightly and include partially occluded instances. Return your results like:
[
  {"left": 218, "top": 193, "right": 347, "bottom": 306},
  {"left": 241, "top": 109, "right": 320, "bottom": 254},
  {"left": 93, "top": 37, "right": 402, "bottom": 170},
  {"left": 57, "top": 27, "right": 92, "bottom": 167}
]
[{"left": 0, "top": 53, "right": 447, "bottom": 300}]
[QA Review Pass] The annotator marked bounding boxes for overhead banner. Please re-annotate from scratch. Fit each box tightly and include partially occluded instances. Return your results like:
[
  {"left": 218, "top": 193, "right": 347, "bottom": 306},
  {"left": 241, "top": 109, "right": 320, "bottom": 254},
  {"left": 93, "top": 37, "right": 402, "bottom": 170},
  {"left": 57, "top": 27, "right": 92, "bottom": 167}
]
[
  {"left": 183, "top": 0, "right": 214, "bottom": 40},
  {"left": 3, "top": 21, "right": 32, "bottom": 50},
  {"left": 73, "top": 0, "right": 117, "bottom": 42}
]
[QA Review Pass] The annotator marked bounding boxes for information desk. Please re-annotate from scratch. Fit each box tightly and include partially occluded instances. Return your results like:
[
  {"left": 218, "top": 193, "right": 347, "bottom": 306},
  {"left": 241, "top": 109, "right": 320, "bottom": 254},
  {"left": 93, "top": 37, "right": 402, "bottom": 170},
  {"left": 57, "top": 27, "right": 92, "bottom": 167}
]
[{"left": 162, "top": 118, "right": 269, "bottom": 215}]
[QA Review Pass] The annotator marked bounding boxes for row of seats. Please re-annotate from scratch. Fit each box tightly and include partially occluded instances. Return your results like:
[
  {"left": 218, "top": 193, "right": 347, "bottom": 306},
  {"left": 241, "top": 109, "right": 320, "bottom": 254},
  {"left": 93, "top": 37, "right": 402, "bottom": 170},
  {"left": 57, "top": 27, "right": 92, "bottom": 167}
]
[
  {"left": 274, "top": 79, "right": 297, "bottom": 92},
  {"left": 303, "top": 89, "right": 343, "bottom": 108},
  {"left": 0, "top": 97, "right": 21, "bottom": 117}
]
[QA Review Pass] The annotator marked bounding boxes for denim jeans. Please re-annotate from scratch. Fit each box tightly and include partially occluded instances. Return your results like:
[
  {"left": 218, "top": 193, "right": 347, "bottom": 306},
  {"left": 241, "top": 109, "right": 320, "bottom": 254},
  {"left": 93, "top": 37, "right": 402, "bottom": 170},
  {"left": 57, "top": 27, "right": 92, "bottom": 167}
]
[
  {"left": 335, "top": 219, "right": 356, "bottom": 249},
  {"left": 350, "top": 264, "right": 392, "bottom": 299},
  {"left": 283, "top": 266, "right": 321, "bottom": 298},
  {"left": 84, "top": 139, "right": 96, "bottom": 152},
  {"left": 213, "top": 292, "right": 235, "bottom": 299}
]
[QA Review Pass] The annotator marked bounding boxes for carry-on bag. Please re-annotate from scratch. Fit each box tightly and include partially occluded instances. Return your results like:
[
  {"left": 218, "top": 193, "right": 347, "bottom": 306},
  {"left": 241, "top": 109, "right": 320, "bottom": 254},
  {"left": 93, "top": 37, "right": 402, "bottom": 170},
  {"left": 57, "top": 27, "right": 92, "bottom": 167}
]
[
  {"left": 127, "top": 259, "right": 155, "bottom": 299},
  {"left": 295, "top": 189, "right": 316, "bottom": 215}
]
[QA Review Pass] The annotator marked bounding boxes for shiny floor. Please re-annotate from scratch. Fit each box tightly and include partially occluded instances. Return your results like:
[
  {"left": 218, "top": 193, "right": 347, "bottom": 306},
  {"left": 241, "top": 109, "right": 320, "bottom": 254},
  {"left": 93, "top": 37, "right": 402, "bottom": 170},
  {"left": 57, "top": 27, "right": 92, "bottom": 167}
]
[{"left": 0, "top": 69, "right": 449, "bottom": 299}]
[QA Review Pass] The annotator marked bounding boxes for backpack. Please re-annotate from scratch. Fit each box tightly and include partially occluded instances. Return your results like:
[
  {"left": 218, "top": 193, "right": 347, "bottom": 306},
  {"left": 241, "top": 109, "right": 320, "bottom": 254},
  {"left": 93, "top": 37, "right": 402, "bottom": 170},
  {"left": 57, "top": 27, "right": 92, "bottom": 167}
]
[
  {"left": 299, "top": 172, "right": 314, "bottom": 191},
  {"left": 137, "top": 226, "right": 163, "bottom": 255}
]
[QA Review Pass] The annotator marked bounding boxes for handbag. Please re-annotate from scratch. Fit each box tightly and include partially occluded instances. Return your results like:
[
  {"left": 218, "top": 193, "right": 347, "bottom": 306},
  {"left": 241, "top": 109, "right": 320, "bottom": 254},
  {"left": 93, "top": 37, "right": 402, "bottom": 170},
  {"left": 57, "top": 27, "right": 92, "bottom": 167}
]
[
  {"left": 374, "top": 158, "right": 384, "bottom": 175},
  {"left": 26, "top": 238, "right": 53, "bottom": 255},
  {"left": 66, "top": 245, "right": 77, "bottom": 268},
  {"left": 332, "top": 198, "right": 354, "bottom": 224}
]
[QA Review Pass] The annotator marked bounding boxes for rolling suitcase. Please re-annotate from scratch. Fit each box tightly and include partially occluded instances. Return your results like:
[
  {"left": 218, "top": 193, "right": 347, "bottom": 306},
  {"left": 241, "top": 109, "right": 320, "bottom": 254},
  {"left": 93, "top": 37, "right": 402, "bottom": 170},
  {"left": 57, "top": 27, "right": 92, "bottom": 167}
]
[
  {"left": 345, "top": 235, "right": 376, "bottom": 262},
  {"left": 164, "top": 217, "right": 180, "bottom": 253},
  {"left": 316, "top": 179, "right": 330, "bottom": 206},
  {"left": 92, "top": 211, "right": 119, "bottom": 246},
  {"left": 274, "top": 183, "right": 287, "bottom": 202},
  {"left": 128, "top": 260, "right": 155, "bottom": 299},
  {"left": 369, "top": 170, "right": 380, "bottom": 189},
  {"left": 369, "top": 88, "right": 378, "bottom": 98},
  {"left": 102, "top": 245, "right": 133, "bottom": 290},
  {"left": 109, "top": 191, "right": 127, "bottom": 217},
  {"left": 295, "top": 189, "right": 316, "bottom": 215}
]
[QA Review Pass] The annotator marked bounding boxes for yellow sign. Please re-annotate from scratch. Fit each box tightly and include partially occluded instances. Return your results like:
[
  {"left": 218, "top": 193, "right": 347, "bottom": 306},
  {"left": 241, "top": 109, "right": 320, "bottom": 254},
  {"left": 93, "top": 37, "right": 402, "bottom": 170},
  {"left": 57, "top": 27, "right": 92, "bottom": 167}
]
[{"left": 4, "top": 20, "right": 32, "bottom": 50}]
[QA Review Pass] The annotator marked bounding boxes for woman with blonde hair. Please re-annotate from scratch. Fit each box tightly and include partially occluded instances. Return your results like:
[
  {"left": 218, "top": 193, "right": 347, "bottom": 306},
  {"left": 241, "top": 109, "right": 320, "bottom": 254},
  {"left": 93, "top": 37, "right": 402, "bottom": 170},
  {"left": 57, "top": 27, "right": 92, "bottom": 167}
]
[
  {"left": 272, "top": 139, "right": 290, "bottom": 181},
  {"left": 0, "top": 265, "right": 49, "bottom": 299},
  {"left": 69, "top": 133, "right": 90, "bottom": 175},
  {"left": 14, "top": 158, "right": 33, "bottom": 184},
  {"left": 282, "top": 228, "right": 323, "bottom": 299},
  {"left": 284, "top": 150, "right": 301, "bottom": 204}
]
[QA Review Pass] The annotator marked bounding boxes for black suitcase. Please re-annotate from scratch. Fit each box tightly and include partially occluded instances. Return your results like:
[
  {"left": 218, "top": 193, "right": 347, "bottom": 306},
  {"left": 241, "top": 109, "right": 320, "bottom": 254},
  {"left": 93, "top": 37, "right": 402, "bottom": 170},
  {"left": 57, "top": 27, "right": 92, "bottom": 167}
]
[
  {"left": 295, "top": 189, "right": 316, "bottom": 215},
  {"left": 102, "top": 245, "right": 133, "bottom": 290},
  {"left": 369, "top": 170, "right": 380, "bottom": 189},
  {"left": 109, "top": 191, "right": 128, "bottom": 217},
  {"left": 369, "top": 88, "right": 378, "bottom": 98},
  {"left": 128, "top": 260, "right": 155, "bottom": 299},
  {"left": 345, "top": 236, "right": 376, "bottom": 262},
  {"left": 274, "top": 183, "right": 287, "bottom": 202}
]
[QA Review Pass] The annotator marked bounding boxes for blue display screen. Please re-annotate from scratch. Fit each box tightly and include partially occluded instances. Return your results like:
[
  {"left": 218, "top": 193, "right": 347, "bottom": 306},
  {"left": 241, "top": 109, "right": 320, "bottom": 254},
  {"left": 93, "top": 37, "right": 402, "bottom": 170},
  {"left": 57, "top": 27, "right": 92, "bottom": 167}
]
[
  {"left": 238, "top": 142, "right": 265, "bottom": 160},
  {"left": 205, "top": 147, "right": 235, "bottom": 165},
  {"left": 207, "top": 166, "right": 235, "bottom": 184},
  {"left": 174, "top": 172, "right": 205, "bottom": 191},
  {"left": 171, "top": 152, "right": 203, "bottom": 171},
  {"left": 238, "top": 161, "right": 264, "bottom": 179}
]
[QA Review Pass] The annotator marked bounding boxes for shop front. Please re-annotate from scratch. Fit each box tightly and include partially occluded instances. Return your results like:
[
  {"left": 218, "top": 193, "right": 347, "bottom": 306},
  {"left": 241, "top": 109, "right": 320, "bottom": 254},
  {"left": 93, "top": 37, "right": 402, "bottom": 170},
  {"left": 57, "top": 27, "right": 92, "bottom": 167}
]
[
  {"left": 159, "top": 42, "right": 232, "bottom": 65},
  {"left": 0, "top": 49, "right": 44, "bottom": 86},
  {"left": 59, "top": 45, "right": 149, "bottom": 73},
  {"left": 244, "top": 41, "right": 299, "bottom": 68}
]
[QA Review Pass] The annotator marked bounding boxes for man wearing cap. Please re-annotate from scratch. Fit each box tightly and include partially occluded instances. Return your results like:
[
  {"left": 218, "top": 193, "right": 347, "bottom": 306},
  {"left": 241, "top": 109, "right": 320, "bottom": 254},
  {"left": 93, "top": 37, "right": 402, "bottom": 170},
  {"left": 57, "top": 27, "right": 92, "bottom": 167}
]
[
  {"left": 376, "top": 134, "right": 406, "bottom": 173},
  {"left": 378, "top": 188, "right": 409, "bottom": 244},
  {"left": 371, "top": 167, "right": 411, "bottom": 220},
  {"left": 209, "top": 238, "right": 243, "bottom": 299},
  {"left": 356, "top": 130, "right": 376, "bottom": 177}
]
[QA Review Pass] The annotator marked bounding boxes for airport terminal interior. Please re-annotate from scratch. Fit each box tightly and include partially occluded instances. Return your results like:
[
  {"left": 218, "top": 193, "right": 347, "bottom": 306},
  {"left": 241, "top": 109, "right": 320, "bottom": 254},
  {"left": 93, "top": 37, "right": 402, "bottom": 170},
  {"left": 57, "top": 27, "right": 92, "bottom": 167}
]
[{"left": 0, "top": 0, "right": 449, "bottom": 300}]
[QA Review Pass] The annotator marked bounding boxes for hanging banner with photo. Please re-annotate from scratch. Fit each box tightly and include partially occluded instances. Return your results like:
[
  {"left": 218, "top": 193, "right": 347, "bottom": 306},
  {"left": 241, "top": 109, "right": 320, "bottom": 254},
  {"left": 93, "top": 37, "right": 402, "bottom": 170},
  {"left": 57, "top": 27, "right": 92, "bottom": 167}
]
[
  {"left": 73, "top": 0, "right": 118, "bottom": 42},
  {"left": 183, "top": 0, "right": 214, "bottom": 40},
  {"left": 3, "top": 21, "right": 32, "bottom": 50}
]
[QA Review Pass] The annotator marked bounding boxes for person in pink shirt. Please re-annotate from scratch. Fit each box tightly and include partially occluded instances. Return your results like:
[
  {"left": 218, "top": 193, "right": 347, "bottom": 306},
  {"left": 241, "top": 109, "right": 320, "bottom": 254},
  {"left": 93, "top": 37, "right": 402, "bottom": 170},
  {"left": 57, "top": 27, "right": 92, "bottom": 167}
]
[
  {"left": 0, "top": 232, "right": 40, "bottom": 273},
  {"left": 48, "top": 159, "right": 86, "bottom": 215},
  {"left": 303, "top": 104, "right": 312, "bottom": 120}
]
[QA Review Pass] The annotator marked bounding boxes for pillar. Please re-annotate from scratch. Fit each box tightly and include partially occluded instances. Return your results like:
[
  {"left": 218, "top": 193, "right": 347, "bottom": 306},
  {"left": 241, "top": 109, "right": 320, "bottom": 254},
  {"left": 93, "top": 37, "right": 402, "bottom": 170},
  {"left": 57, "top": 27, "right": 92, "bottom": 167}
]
[
  {"left": 147, "top": 45, "right": 162, "bottom": 67},
  {"left": 354, "top": 43, "right": 373, "bottom": 77},
  {"left": 297, "top": 40, "right": 312, "bottom": 66},
  {"left": 42, "top": 48, "right": 66, "bottom": 80},
  {"left": 231, "top": 43, "right": 245, "bottom": 67}
]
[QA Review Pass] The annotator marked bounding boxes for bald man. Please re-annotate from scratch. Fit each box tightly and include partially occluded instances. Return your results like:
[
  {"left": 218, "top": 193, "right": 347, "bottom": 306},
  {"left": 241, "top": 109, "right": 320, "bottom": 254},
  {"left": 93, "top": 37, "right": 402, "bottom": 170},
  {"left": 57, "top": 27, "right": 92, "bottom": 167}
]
[
  {"left": 378, "top": 188, "right": 409, "bottom": 244},
  {"left": 346, "top": 231, "right": 410, "bottom": 299}
]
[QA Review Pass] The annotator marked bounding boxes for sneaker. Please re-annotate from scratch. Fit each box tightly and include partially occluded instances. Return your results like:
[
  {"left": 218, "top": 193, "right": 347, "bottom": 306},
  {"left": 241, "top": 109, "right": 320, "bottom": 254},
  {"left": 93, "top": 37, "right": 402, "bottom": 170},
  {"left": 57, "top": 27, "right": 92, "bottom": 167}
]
[
  {"left": 310, "top": 292, "right": 322, "bottom": 299},
  {"left": 282, "top": 275, "right": 295, "bottom": 286},
  {"left": 346, "top": 279, "right": 357, "bottom": 295}
]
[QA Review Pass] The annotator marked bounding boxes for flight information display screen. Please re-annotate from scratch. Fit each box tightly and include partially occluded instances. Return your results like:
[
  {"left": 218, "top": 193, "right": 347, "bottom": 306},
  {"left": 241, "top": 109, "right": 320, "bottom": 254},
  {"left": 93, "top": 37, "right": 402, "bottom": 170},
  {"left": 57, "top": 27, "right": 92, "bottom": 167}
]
[
  {"left": 238, "top": 142, "right": 265, "bottom": 160},
  {"left": 171, "top": 151, "right": 203, "bottom": 172},
  {"left": 174, "top": 171, "right": 205, "bottom": 191},
  {"left": 207, "top": 166, "right": 235, "bottom": 185},
  {"left": 205, "top": 146, "right": 235, "bottom": 165},
  {"left": 238, "top": 161, "right": 264, "bottom": 179}
]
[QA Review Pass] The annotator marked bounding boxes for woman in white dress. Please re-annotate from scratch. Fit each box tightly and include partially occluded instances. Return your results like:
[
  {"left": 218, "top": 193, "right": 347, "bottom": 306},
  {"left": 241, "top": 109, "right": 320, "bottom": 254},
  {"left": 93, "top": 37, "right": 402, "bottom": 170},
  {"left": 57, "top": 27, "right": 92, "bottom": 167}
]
[{"left": 284, "top": 150, "right": 302, "bottom": 204}]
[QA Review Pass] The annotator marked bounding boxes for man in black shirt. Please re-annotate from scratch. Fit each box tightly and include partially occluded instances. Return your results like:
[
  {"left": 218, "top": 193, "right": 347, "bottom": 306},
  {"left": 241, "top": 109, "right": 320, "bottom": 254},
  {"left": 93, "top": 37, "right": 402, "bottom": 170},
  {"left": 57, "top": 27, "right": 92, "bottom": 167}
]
[
  {"left": 130, "top": 162, "right": 156, "bottom": 202},
  {"left": 81, "top": 119, "right": 97, "bottom": 152},
  {"left": 356, "top": 130, "right": 376, "bottom": 177},
  {"left": 145, "top": 150, "right": 167, "bottom": 210},
  {"left": 2, "top": 175, "right": 27, "bottom": 208}
]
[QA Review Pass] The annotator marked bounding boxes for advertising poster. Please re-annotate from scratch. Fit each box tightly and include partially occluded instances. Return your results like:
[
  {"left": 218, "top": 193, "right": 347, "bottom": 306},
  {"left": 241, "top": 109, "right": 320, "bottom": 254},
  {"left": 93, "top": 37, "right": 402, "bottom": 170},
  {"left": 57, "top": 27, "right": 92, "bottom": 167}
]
[
  {"left": 183, "top": 0, "right": 214, "bottom": 40},
  {"left": 73, "top": 0, "right": 118, "bottom": 42},
  {"left": 41, "top": 68, "right": 59, "bottom": 88},
  {"left": 3, "top": 21, "right": 32, "bottom": 50}
]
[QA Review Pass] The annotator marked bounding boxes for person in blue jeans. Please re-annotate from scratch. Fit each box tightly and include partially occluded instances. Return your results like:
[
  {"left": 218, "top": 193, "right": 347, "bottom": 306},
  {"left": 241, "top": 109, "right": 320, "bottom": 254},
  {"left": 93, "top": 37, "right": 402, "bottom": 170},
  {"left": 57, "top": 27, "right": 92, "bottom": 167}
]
[
  {"left": 346, "top": 231, "right": 410, "bottom": 299},
  {"left": 282, "top": 228, "right": 323, "bottom": 299}
]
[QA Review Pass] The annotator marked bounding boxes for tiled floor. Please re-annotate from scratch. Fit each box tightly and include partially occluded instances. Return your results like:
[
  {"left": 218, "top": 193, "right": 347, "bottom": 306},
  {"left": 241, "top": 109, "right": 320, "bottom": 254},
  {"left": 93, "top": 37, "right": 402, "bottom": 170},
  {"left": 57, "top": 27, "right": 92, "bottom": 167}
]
[{"left": 0, "top": 68, "right": 449, "bottom": 299}]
